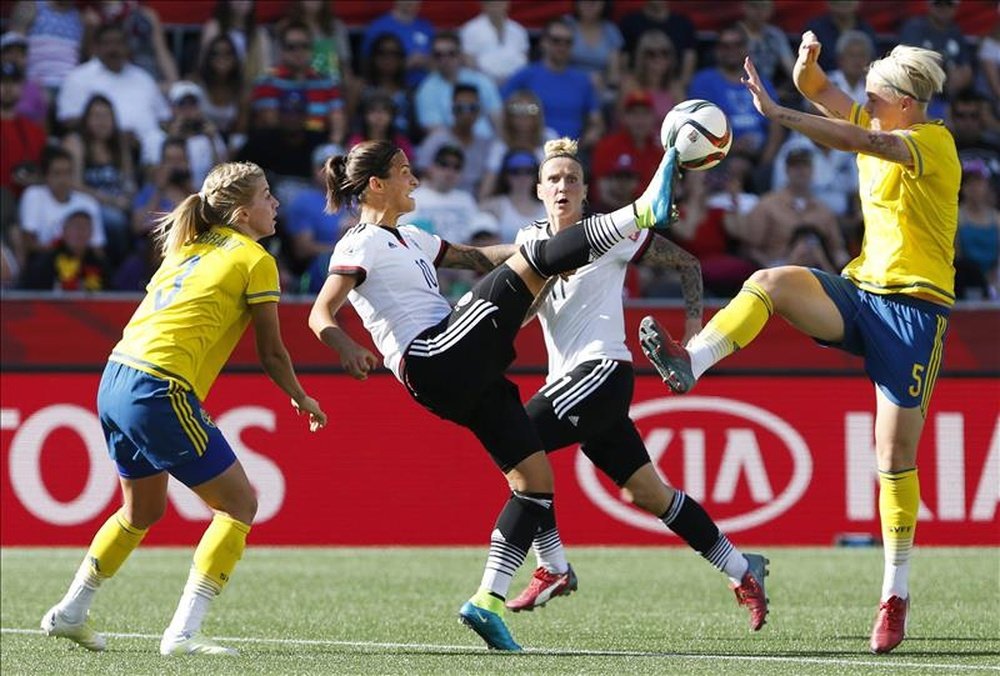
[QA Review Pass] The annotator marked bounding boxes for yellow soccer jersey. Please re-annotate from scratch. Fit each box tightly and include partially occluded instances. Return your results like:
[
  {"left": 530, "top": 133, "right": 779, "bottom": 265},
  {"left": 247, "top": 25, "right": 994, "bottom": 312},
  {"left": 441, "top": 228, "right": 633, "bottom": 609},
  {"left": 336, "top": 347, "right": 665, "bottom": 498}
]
[
  {"left": 844, "top": 104, "right": 960, "bottom": 305},
  {"left": 110, "top": 226, "right": 280, "bottom": 400}
]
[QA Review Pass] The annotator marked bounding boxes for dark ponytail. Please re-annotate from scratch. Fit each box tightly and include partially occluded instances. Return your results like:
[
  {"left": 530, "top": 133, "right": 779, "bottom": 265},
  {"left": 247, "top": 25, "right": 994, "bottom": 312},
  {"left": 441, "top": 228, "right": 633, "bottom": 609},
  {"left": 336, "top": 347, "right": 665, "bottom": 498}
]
[{"left": 323, "top": 140, "right": 400, "bottom": 214}]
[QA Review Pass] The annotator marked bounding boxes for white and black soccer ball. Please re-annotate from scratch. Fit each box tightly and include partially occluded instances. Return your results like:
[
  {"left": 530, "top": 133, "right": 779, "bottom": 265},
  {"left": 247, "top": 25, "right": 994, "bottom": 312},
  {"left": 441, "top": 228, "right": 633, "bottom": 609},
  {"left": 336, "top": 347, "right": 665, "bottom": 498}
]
[{"left": 659, "top": 99, "right": 733, "bottom": 171}]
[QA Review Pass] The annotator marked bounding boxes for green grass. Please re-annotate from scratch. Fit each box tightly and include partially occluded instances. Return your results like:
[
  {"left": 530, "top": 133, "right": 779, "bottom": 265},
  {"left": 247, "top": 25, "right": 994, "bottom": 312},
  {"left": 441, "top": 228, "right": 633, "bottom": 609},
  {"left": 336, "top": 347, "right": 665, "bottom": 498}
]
[{"left": 2, "top": 547, "right": 998, "bottom": 675}]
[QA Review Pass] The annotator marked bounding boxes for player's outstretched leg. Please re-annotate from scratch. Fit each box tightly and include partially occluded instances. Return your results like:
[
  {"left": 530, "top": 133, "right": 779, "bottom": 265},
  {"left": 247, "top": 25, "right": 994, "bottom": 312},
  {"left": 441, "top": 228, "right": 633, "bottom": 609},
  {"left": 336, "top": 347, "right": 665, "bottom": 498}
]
[{"left": 41, "top": 508, "right": 149, "bottom": 651}]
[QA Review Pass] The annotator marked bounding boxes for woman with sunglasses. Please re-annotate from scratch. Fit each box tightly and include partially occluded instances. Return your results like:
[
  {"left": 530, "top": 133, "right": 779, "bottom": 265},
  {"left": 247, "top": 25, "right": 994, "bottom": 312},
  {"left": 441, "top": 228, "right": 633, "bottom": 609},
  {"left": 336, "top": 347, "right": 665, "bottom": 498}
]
[
  {"left": 309, "top": 139, "right": 680, "bottom": 651},
  {"left": 481, "top": 150, "right": 547, "bottom": 243},
  {"left": 650, "top": 37, "right": 958, "bottom": 655},
  {"left": 503, "top": 138, "right": 769, "bottom": 632},
  {"left": 478, "top": 90, "right": 556, "bottom": 201}
]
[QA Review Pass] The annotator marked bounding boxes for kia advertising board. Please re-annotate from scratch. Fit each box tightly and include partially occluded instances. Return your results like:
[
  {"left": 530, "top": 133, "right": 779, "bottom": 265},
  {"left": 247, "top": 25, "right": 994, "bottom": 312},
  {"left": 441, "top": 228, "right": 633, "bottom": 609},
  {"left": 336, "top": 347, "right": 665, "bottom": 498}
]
[{"left": 2, "top": 374, "right": 996, "bottom": 546}]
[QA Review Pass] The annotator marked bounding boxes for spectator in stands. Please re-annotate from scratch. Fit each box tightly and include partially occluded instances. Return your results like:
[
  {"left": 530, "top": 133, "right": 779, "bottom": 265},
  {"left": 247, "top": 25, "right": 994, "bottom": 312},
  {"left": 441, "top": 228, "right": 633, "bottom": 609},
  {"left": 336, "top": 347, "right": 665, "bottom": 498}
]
[
  {"left": 977, "top": 19, "right": 1000, "bottom": 108},
  {"left": 359, "top": 33, "right": 419, "bottom": 143},
  {"left": 479, "top": 90, "right": 557, "bottom": 201},
  {"left": 565, "top": 0, "right": 624, "bottom": 107},
  {"left": 591, "top": 90, "right": 663, "bottom": 205},
  {"left": 88, "top": 1, "right": 178, "bottom": 89},
  {"left": 688, "top": 25, "right": 784, "bottom": 188},
  {"left": 61, "top": 94, "right": 136, "bottom": 266},
  {"left": 619, "top": 1, "right": 698, "bottom": 91},
  {"left": 361, "top": 0, "right": 435, "bottom": 88},
  {"left": 21, "top": 208, "right": 107, "bottom": 291},
  {"left": 10, "top": 0, "right": 88, "bottom": 98},
  {"left": 415, "top": 31, "right": 501, "bottom": 141},
  {"left": 949, "top": 90, "right": 1000, "bottom": 191},
  {"left": 771, "top": 131, "right": 859, "bottom": 231},
  {"left": 954, "top": 160, "right": 999, "bottom": 300},
  {"left": 416, "top": 84, "right": 491, "bottom": 195},
  {"left": 240, "top": 89, "right": 326, "bottom": 204},
  {"left": 132, "top": 136, "right": 191, "bottom": 238},
  {"left": 502, "top": 19, "right": 603, "bottom": 149},
  {"left": 18, "top": 146, "right": 104, "bottom": 262},
  {"left": 159, "top": 81, "right": 228, "bottom": 188},
  {"left": 739, "top": 0, "right": 795, "bottom": 101},
  {"left": 459, "top": 1, "right": 529, "bottom": 87},
  {"left": 112, "top": 232, "right": 162, "bottom": 292},
  {"left": 251, "top": 21, "right": 346, "bottom": 144},
  {"left": 346, "top": 90, "right": 415, "bottom": 160},
  {"left": 900, "top": 0, "right": 974, "bottom": 102},
  {"left": 277, "top": 1, "right": 355, "bottom": 96},
  {"left": 288, "top": 143, "right": 351, "bottom": 294},
  {"left": 199, "top": 0, "right": 272, "bottom": 86},
  {"left": 1, "top": 32, "right": 47, "bottom": 125},
  {"left": 617, "top": 30, "right": 683, "bottom": 124},
  {"left": 190, "top": 35, "right": 246, "bottom": 150},
  {"left": 826, "top": 29, "right": 875, "bottom": 106},
  {"left": 803, "top": 1, "right": 878, "bottom": 73},
  {"left": 593, "top": 153, "right": 641, "bottom": 214},
  {"left": 742, "top": 148, "right": 849, "bottom": 273},
  {"left": 481, "top": 150, "right": 546, "bottom": 243},
  {"left": 56, "top": 22, "right": 170, "bottom": 164}
]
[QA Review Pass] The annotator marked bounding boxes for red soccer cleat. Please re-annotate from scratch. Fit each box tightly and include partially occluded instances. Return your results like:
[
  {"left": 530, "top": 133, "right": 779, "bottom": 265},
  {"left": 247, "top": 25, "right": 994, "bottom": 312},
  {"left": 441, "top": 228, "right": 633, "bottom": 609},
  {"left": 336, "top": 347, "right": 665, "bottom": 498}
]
[
  {"left": 506, "top": 565, "right": 578, "bottom": 612},
  {"left": 731, "top": 553, "right": 769, "bottom": 631},
  {"left": 870, "top": 595, "right": 909, "bottom": 654}
]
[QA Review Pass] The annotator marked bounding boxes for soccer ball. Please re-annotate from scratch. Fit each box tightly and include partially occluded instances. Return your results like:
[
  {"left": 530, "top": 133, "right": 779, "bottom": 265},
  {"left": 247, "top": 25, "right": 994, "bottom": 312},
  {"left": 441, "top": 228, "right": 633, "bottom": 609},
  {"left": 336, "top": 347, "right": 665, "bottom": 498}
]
[{"left": 659, "top": 99, "right": 733, "bottom": 171}]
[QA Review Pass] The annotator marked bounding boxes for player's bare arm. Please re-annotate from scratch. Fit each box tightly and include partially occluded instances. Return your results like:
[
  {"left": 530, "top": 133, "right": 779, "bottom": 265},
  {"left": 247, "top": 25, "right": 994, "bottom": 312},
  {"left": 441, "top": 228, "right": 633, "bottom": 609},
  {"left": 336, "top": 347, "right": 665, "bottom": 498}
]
[
  {"left": 792, "top": 31, "right": 854, "bottom": 121},
  {"left": 640, "top": 234, "right": 704, "bottom": 340},
  {"left": 439, "top": 242, "right": 519, "bottom": 273},
  {"left": 309, "top": 272, "right": 379, "bottom": 380},
  {"left": 745, "top": 58, "right": 915, "bottom": 168},
  {"left": 521, "top": 275, "right": 558, "bottom": 327},
  {"left": 251, "top": 302, "right": 327, "bottom": 431}
]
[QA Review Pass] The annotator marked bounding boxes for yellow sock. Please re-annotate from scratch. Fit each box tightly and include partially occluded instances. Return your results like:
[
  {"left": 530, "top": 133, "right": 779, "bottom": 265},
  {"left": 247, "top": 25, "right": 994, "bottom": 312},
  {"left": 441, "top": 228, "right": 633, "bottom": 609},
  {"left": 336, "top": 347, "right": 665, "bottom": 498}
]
[
  {"left": 192, "top": 513, "right": 251, "bottom": 592},
  {"left": 84, "top": 509, "right": 148, "bottom": 579},
  {"left": 688, "top": 281, "right": 773, "bottom": 377},
  {"left": 879, "top": 468, "right": 919, "bottom": 599},
  {"left": 470, "top": 587, "right": 506, "bottom": 614}
]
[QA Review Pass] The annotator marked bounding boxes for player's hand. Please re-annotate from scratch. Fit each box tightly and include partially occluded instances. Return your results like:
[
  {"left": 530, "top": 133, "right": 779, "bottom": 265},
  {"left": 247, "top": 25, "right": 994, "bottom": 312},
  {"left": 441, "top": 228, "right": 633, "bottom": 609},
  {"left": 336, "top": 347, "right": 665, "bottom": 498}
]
[
  {"left": 341, "top": 344, "right": 379, "bottom": 381},
  {"left": 292, "top": 396, "right": 327, "bottom": 432},
  {"left": 742, "top": 58, "right": 776, "bottom": 117},
  {"left": 798, "top": 31, "right": 822, "bottom": 67}
]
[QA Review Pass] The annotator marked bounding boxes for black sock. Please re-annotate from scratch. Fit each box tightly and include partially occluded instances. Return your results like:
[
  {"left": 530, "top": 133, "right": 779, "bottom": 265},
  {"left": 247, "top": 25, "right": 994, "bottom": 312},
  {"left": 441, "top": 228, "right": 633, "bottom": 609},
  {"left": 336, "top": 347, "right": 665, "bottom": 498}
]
[
  {"left": 659, "top": 490, "right": 720, "bottom": 555},
  {"left": 481, "top": 491, "right": 554, "bottom": 598}
]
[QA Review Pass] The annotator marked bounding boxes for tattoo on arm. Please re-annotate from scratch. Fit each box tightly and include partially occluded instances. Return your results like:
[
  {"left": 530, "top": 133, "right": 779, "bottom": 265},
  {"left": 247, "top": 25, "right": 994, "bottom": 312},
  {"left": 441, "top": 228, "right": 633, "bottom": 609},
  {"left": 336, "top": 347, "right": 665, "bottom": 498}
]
[
  {"left": 641, "top": 235, "right": 704, "bottom": 320},
  {"left": 441, "top": 244, "right": 496, "bottom": 273}
]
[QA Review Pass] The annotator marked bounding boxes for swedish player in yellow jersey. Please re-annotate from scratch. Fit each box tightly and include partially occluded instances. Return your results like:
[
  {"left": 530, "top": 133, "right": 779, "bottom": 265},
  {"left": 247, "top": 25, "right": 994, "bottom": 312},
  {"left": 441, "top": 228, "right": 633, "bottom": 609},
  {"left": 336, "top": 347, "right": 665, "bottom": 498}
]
[
  {"left": 639, "top": 39, "right": 958, "bottom": 655},
  {"left": 41, "top": 161, "right": 327, "bottom": 656}
]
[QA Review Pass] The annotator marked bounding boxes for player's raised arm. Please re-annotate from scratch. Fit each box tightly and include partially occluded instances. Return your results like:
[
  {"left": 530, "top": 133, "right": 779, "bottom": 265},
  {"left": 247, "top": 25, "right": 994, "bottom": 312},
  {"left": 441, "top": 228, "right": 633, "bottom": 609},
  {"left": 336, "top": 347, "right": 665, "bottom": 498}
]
[{"left": 793, "top": 31, "right": 855, "bottom": 121}]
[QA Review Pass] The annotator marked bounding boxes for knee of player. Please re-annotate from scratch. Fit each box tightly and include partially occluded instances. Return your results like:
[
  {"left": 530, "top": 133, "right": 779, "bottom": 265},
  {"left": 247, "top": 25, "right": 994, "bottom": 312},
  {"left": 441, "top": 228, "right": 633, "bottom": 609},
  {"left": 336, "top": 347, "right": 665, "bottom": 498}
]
[{"left": 124, "top": 500, "right": 167, "bottom": 529}]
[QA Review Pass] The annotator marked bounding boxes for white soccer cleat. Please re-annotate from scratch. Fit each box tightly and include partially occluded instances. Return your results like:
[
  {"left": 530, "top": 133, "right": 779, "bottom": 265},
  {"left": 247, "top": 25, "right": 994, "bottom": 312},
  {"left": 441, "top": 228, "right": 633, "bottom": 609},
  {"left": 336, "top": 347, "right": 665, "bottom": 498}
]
[
  {"left": 159, "top": 631, "right": 239, "bottom": 656},
  {"left": 40, "top": 605, "right": 107, "bottom": 651}
]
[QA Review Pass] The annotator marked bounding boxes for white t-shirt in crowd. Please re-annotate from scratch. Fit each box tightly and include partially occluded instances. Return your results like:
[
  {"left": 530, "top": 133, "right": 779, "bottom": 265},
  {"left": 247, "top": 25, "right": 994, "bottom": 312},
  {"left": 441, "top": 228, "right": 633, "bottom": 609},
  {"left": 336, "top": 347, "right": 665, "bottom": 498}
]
[
  {"left": 328, "top": 223, "right": 451, "bottom": 381},
  {"left": 398, "top": 185, "right": 482, "bottom": 244},
  {"left": 459, "top": 13, "right": 530, "bottom": 85},
  {"left": 18, "top": 186, "right": 105, "bottom": 248},
  {"left": 516, "top": 221, "right": 651, "bottom": 381}
]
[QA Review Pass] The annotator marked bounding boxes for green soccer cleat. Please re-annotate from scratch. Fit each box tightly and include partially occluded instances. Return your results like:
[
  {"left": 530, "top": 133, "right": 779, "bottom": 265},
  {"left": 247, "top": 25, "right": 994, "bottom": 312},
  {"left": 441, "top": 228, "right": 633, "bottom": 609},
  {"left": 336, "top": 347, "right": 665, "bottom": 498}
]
[{"left": 634, "top": 147, "right": 680, "bottom": 229}]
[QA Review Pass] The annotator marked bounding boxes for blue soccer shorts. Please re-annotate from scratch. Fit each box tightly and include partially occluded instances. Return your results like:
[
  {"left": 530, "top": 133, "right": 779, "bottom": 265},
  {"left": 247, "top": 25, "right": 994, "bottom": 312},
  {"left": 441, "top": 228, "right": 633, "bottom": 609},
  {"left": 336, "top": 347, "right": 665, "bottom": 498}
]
[
  {"left": 811, "top": 270, "right": 950, "bottom": 414},
  {"left": 97, "top": 361, "right": 237, "bottom": 486}
]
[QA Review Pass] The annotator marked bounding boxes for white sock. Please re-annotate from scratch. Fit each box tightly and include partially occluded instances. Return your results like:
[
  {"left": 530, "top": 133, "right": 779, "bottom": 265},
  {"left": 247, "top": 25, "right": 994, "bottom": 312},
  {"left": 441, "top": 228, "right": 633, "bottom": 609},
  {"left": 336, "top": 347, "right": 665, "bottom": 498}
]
[
  {"left": 58, "top": 561, "right": 104, "bottom": 623},
  {"left": 882, "top": 560, "right": 911, "bottom": 601},
  {"left": 704, "top": 535, "right": 749, "bottom": 585},
  {"left": 165, "top": 569, "right": 221, "bottom": 639},
  {"left": 532, "top": 528, "right": 569, "bottom": 574}
]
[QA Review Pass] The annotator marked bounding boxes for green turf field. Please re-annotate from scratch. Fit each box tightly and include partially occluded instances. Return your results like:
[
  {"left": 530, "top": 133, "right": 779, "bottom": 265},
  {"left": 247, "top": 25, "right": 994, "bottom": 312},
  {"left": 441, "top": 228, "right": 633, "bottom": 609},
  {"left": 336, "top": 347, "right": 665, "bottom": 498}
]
[{"left": 1, "top": 546, "right": 997, "bottom": 675}]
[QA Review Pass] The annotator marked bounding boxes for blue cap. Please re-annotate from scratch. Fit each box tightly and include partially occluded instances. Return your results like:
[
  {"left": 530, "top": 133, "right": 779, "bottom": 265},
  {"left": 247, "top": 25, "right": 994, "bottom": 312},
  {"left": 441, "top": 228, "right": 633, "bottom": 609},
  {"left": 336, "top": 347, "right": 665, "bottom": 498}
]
[{"left": 503, "top": 151, "right": 537, "bottom": 172}]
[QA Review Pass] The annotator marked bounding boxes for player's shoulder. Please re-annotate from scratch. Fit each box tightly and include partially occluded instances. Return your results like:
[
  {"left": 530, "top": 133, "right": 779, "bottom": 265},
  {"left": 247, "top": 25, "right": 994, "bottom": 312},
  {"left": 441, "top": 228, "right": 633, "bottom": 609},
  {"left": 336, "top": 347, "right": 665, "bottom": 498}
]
[{"left": 515, "top": 218, "right": 550, "bottom": 243}]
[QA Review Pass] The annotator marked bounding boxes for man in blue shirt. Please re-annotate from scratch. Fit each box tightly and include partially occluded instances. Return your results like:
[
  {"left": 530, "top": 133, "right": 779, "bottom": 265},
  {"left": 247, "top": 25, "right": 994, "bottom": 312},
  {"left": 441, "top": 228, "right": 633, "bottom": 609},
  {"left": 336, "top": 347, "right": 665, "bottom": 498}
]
[
  {"left": 502, "top": 18, "right": 603, "bottom": 148},
  {"left": 361, "top": 1, "right": 435, "bottom": 88}
]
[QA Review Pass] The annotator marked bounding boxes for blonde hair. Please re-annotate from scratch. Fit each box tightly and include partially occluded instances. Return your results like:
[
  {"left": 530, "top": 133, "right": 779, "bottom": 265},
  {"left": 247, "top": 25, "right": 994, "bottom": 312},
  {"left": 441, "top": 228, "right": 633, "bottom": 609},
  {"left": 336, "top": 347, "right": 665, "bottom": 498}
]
[
  {"left": 540, "top": 137, "right": 583, "bottom": 179},
  {"left": 868, "top": 45, "right": 946, "bottom": 106},
  {"left": 153, "top": 161, "right": 265, "bottom": 255}
]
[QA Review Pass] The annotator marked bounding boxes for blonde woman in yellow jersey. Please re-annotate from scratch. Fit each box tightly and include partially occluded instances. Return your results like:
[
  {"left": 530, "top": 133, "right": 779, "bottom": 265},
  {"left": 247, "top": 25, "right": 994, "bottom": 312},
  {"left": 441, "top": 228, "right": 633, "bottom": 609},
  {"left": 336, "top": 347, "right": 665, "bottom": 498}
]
[
  {"left": 639, "top": 38, "right": 958, "bottom": 656},
  {"left": 40, "top": 161, "right": 327, "bottom": 656}
]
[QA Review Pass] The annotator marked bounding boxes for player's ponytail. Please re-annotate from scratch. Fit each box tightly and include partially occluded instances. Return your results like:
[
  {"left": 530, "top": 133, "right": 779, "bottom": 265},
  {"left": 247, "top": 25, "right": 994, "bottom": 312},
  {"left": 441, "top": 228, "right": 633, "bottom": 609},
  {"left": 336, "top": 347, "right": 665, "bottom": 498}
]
[
  {"left": 153, "top": 161, "right": 265, "bottom": 256},
  {"left": 324, "top": 140, "right": 400, "bottom": 214}
]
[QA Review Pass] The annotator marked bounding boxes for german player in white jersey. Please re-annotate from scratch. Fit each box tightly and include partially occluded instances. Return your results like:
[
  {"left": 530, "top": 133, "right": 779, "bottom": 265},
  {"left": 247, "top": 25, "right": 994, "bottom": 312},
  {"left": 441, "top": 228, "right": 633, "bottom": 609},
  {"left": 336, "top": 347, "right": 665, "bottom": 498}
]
[
  {"left": 504, "top": 139, "right": 769, "bottom": 631},
  {"left": 308, "top": 140, "right": 681, "bottom": 651}
]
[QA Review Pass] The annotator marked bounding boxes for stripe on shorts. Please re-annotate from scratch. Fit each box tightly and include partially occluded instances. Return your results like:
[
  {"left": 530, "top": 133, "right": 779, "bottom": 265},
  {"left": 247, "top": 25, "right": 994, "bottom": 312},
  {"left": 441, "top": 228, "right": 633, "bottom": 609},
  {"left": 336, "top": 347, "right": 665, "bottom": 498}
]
[
  {"left": 551, "top": 360, "right": 618, "bottom": 419},
  {"left": 408, "top": 300, "right": 498, "bottom": 357},
  {"left": 168, "top": 381, "right": 207, "bottom": 455}
]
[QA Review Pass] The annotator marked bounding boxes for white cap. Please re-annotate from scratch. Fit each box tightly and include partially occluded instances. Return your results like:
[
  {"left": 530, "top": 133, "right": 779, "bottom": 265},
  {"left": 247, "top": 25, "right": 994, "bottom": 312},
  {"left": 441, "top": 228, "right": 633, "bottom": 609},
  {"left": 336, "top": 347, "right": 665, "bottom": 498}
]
[{"left": 169, "top": 80, "right": 205, "bottom": 107}]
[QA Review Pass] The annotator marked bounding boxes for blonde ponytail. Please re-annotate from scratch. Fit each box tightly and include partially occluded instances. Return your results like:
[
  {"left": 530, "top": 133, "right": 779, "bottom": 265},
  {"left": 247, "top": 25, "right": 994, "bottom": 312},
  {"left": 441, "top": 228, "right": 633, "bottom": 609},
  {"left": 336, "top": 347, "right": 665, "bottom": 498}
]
[{"left": 153, "top": 161, "right": 265, "bottom": 256}]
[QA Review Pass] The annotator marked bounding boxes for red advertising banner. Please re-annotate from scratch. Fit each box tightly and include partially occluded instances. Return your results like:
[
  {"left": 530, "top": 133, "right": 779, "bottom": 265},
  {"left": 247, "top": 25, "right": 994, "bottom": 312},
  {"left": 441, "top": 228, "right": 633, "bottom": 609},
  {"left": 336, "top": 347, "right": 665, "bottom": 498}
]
[{"left": 2, "top": 373, "right": 997, "bottom": 547}]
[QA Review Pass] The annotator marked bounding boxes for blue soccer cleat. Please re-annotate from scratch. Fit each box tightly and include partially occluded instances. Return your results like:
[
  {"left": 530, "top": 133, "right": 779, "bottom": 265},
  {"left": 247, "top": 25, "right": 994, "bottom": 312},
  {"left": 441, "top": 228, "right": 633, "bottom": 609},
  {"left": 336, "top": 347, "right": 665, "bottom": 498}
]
[
  {"left": 634, "top": 147, "right": 680, "bottom": 229},
  {"left": 458, "top": 600, "right": 522, "bottom": 652}
]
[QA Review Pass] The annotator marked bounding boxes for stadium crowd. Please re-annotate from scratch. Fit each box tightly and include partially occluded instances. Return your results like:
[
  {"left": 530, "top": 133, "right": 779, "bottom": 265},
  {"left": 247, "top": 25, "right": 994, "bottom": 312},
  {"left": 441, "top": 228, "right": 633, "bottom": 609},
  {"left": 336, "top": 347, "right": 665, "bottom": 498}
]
[{"left": 1, "top": 0, "right": 998, "bottom": 300}]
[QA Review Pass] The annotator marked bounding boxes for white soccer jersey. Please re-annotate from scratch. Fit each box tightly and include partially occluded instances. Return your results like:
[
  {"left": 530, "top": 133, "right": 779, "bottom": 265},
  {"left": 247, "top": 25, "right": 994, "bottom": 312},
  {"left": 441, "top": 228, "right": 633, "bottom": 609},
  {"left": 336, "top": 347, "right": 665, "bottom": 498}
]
[
  {"left": 329, "top": 223, "right": 452, "bottom": 380},
  {"left": 516, "top": 221, "right": 652, "bottom": 382}
]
